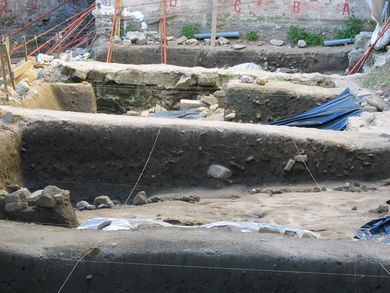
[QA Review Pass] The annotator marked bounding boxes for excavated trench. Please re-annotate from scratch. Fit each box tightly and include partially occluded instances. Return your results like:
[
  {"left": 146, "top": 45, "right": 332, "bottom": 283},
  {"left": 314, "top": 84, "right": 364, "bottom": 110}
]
[
  {"left": 1, "top": 106, "right": 390, "bottom": 292},
  {"left": 1, "top": 58, "right": 390, "bottom": 292},
  {"left": 1, "top": 107, "right": 389, "bottom": 202},
  {"left": 1, "top": 107, "right": 390, "bottom": 292}
]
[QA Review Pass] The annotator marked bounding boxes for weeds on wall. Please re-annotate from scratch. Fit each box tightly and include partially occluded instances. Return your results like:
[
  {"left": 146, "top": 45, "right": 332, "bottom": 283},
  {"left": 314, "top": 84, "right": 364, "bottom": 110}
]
[
  {"left": 336, "top": 15, "right": 362, "bottom": 39},
  {"left": 181, "top": 24, "right": 201, "bottom": 39},
  {"left": 246, "top": 31, "right": 259, "bottom": 41},
  {"left": 288, "top": 26, "right": 323, "bottom": 46}
]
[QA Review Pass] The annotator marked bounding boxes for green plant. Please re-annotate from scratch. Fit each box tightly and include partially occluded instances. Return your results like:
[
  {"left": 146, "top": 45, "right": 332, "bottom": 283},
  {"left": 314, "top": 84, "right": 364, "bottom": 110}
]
[
  {"left": 246, "top": 31, "right": 259, "bottom": 41},
  {"left": 181, "top": 23, "right": 201, "bottom": 39},
  {"left": 88, "top": 48, "right": 96, "bottom": 58},
  {"left": 126, "top": 23, "right": 137, "bottom": 33},
  {"left": 288, "top": 25, "right": 323, "bottom": 46},
  {"left": 336, "top": 15, "right": 362, "bottom": 39}
]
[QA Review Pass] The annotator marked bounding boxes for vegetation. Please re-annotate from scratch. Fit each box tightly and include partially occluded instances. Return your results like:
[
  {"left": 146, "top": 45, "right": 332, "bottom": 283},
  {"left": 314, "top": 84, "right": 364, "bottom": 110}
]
[
  {"left": 365, "top": 67, "right": 390, "bottom": 88},
  {"left": 288, "top": 26, "right": 323, "bottom": 46},
  {"left": 126, "top": 23, "right": 138, "bottom": 33},
  {"left": 88, "top": 48, "right": 96, "bottom": 58},
  {"left": 181, "top": 24, "right": 201, "bottom": 39},
  {"left": 336, "top": 15, "right": 362, "bottom": 39},
  {"left": 246, "top": 31, "right": 259, "bottom": 41}
]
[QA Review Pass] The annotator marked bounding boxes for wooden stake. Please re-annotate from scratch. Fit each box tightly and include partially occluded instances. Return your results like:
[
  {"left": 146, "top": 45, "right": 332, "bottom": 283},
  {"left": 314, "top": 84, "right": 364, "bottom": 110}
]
[
  {"left": 3, "top": 43, "right": 15, "bottom": 90},
  {"left": 115, "top": 0, "right": 122, "bottom": 37},
  {"left": 211, "top": 0, "right": 218, "bottom": 47},
  {"left": 10, "top": 41, "right": 17, "bottom": 59},
  {"left": 22, "top": 36, "right": 28, "bottom": 62},
  {"left": 160, "top": 0, "right": 167, "bottom": 64},
  {"left": 22, "top": 37, "right": 29, "bottom": 61},
  {"left": 0, "top": 45, "right": 9, "bottom": 101}
]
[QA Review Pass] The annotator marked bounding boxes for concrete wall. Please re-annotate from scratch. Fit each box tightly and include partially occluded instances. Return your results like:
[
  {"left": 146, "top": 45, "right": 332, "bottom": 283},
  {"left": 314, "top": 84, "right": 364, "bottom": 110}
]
[{"left": 96, "top": 0, "right": 372, "bottom": 41}]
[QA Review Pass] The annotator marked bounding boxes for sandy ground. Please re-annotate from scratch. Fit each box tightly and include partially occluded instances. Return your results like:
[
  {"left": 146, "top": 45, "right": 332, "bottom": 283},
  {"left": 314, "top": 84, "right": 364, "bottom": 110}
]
[{"left": 76, "top": 181, "right": 390, "bottom": 241}]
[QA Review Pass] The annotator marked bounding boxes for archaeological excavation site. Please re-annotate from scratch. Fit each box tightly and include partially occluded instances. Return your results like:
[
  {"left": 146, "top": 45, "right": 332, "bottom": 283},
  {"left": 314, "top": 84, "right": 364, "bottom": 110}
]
[{"left": 0, "top": 0, "right": 390, "bottom": 292}]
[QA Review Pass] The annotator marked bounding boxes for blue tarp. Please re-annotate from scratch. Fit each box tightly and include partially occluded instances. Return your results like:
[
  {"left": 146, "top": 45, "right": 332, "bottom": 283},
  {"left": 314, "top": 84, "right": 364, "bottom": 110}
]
[
  {"left": 355, "top": 216, "right": 390, "bottom": 244},
  {"left": 270, "top": 88, "right": 362, "bottom": 131}
]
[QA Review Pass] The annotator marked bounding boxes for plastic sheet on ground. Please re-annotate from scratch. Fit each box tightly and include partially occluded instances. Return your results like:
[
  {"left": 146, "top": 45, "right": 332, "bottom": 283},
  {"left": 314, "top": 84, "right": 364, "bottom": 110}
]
[
  {"left": 150, "top": 108, "right": 205, "bottom": 120},
  {"left": 230, "top": 63, "right": 263, "bottom": 71},
  {"left": 270, "top": 88, "right": 362, "bottom": 131},
  {"left": 77, "top": 217, "right": 316, "bottom": 236},
  {"left": 354, "top": 216, "right": 390, "bottom": 244}
]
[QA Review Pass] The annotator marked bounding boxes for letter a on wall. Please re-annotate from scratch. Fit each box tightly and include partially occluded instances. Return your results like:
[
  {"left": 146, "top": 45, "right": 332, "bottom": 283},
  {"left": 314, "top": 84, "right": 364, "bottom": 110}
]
[{"left": 342, "top": 3, "right": 350, "bottom": 16}]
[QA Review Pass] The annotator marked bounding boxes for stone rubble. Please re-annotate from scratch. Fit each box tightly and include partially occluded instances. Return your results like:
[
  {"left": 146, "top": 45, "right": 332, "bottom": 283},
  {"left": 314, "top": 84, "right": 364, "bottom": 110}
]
[
  {"left": 207, "top": 164, "right": 232, "bottom": 180},
  {"left": 133, "top": 191, "right": 148, "bottom": 205},
  {"left": 93, "top": 195, "right": 114, "bottom": 208},
  {"left": 179, "top": 99, "right": 206, "bottom": 110},
  {"left": 270, "top": 39, "right": 284, "bottom": 46},
  {"left": 0, "top": 185, "right": 79, "bottom": 227},
  {"left": 297, "top": 40, "right": 308, "bottom": 48}
]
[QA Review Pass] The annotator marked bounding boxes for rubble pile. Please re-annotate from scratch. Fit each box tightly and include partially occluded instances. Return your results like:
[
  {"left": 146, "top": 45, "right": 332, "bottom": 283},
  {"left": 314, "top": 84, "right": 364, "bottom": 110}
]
[{"left": 0, "top": 185, "right": 79, "bottom": 227}]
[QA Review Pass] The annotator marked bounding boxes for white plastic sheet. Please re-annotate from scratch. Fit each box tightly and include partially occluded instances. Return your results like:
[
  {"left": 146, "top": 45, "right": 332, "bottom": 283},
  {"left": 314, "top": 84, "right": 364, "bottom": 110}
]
[
  {"left": 77, "top": 217, "right": 317, "bottom": 236},
  {"left": 230, "top": 63, "right": 263, "bottom": 71},
  {"left": 369, "top": 0, "right": 390, "bottom": 49}
]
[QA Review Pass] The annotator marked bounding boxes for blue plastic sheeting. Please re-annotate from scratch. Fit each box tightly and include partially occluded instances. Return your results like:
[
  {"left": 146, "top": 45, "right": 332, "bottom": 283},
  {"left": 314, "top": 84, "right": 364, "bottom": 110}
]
[
  {"left": 355, "top": 217, "right": 390, "bottom": 244},
  {"left": 270, "top": 88, "right": 362, "bottom": 131}
]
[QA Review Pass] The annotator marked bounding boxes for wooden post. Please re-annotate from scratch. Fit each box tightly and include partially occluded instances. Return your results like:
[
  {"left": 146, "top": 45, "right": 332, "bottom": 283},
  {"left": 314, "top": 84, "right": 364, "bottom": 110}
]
[
  {"left": 22, "top": 36, "right": 28, "bottom": 62},
  {"left": 0, "top": 44, "right": 9, "bottom": 101},
  {"left": 211, "top": 0, "right": 218, "bottom": 47},
  {"left": 3, "top": 43, "right": 15, "bottom": 90},
  {"left": 115, "top": 0, "right": 122, "bottom": 37},
  {"left": 160, "top": 0, "right": 167, "bottom": 64}
]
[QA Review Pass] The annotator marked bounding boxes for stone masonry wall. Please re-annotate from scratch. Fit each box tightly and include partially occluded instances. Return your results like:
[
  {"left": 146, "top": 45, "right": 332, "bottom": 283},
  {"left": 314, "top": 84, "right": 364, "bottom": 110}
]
[
  {"left": 0, "top": 0, "right": 88, "bottom": 52},
  {"left": 96, "top": 0, "right": 372, "bottom": 41}
]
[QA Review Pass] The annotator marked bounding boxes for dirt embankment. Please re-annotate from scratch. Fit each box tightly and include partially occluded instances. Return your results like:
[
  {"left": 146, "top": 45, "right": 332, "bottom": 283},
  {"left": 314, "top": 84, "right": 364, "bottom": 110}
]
[{"left": 0, "top": 124, "right": 22, "bottom": 189}]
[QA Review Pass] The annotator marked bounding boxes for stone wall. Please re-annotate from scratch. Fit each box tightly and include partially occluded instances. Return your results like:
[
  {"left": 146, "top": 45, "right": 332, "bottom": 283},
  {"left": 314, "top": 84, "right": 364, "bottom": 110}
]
[
  {"left": 0, "top": 0, "right": 88, "bottom": 53},
  {"left": 95, "top": 0, "right": 372, "bottom": 41}
]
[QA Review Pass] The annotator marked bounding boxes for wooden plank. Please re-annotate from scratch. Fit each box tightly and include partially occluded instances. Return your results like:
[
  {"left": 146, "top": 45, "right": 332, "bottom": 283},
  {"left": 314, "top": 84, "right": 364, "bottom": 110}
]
[
  {"left": 12, "top": 60, "right": 34, "bottom": 80},
  {"left": 3, "top": 43, "right": 15, "bottom": 90},
  {"left": 0, "top": 45, "right": 9, "bottom": 101},
  {"left": 211, "top": 0, "right": 218, "bottom": 47}
]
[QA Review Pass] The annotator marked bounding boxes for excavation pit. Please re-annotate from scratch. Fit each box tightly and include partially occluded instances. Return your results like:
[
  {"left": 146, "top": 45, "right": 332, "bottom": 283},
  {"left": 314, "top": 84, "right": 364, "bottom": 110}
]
[
  {"left": 1, "top": 103, "right": 390, "bottom": 292},
  {"left": 1, "top": 60, "right": 390, "bottom": 292}
]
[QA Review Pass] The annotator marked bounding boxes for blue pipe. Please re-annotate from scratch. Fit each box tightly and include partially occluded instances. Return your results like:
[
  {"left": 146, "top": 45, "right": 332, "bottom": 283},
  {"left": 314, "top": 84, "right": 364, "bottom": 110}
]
[
  {"left": 194, "top": 32, "right": 240, "bottom": 39},
  {"left": 324, "top": 38, "right": 355, "bottom": 46}
]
